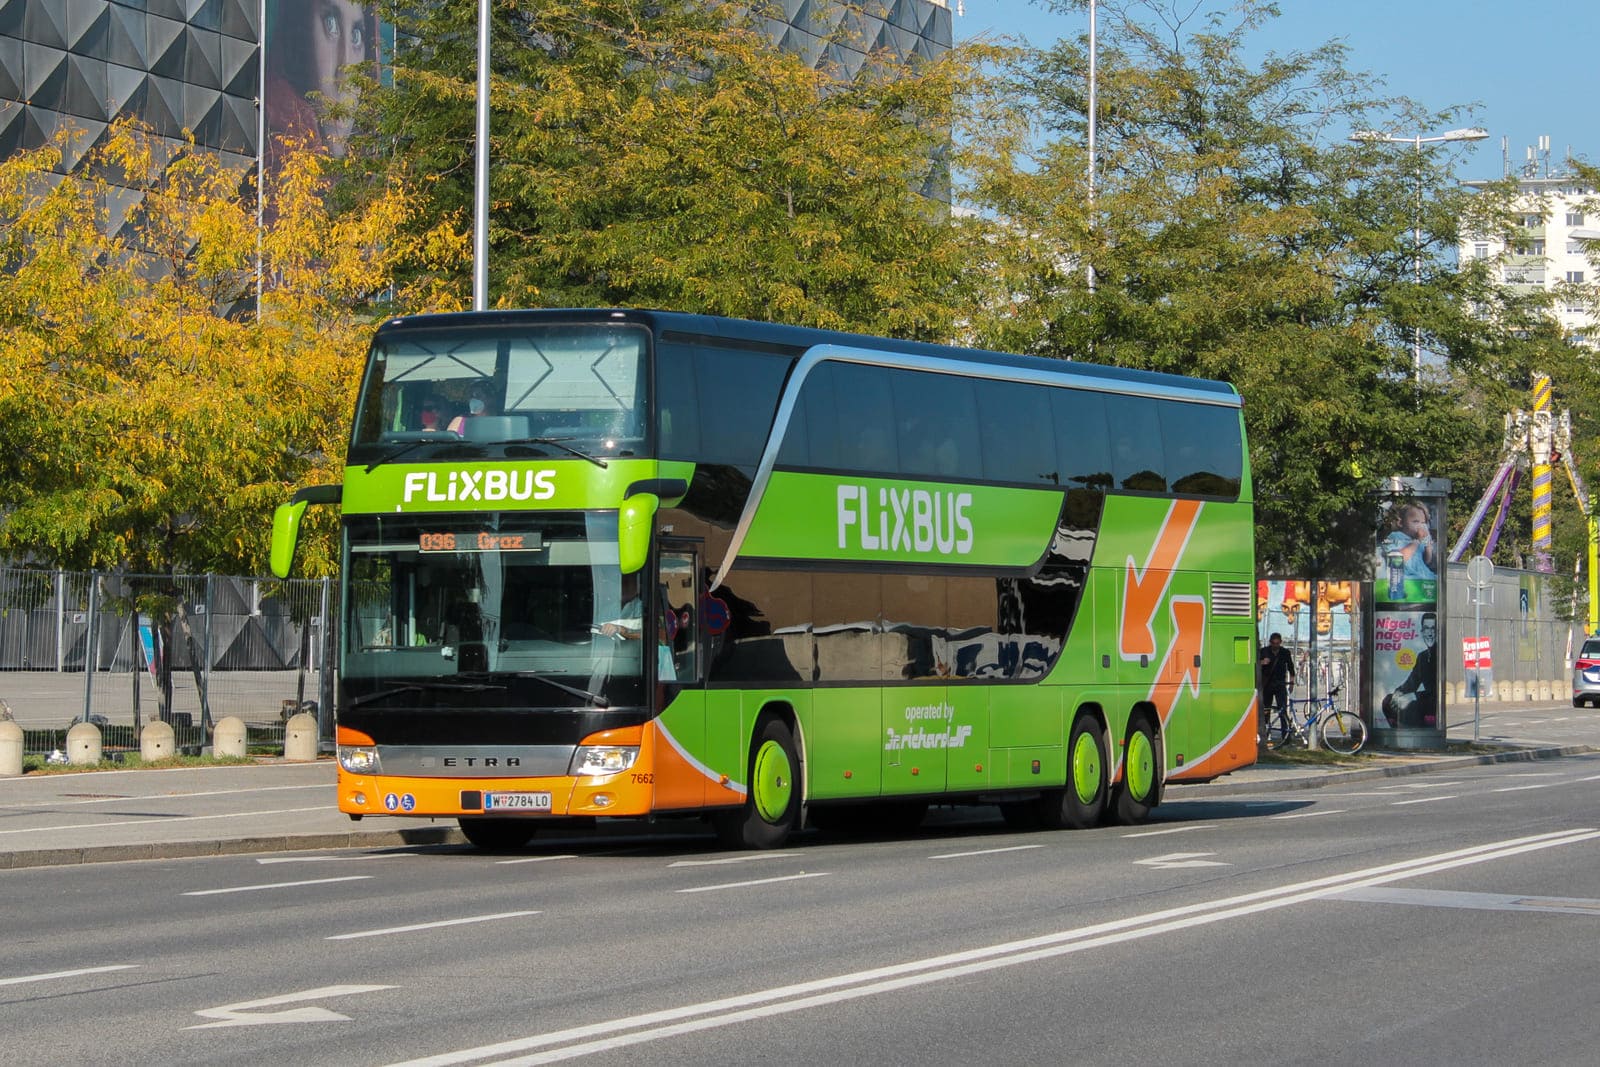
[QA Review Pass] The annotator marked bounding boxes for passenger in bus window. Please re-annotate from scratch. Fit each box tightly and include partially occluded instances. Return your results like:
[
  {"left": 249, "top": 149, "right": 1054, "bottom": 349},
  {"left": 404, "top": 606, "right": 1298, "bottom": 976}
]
[
  {"left": 448, "top": 384, "right": 496, "bottom": 435},
  {"left": 418, "top": 399, "right": 444, "bottom": 432}
]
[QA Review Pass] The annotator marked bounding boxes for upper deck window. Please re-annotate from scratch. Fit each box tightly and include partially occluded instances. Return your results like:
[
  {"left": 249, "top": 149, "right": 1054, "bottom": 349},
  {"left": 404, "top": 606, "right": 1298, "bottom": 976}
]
[{"left": 352, "top": 324, "right": 650, "bottom": 456}]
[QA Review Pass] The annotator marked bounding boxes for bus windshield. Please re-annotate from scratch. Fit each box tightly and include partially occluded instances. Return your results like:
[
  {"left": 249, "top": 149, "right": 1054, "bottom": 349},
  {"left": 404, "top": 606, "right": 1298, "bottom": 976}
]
[
  {"left": 342, "top": 513, "right": 646, "bottom": 707},
  {"left": 351, "top": 322, "right": 650, "bottom": 457}
]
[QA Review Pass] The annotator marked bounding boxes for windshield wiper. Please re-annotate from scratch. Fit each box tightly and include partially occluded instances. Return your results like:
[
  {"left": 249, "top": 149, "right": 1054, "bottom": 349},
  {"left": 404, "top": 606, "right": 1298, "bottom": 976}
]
[
  {"left": 501, "top": 436, "right": 609, "bottom": 468},
  {"left": 363, "top": 435, "right": 457, "bottom": 472},
  {"left": 464, "top": 670, "right": 610, "bottom": 708},
  {"left": 348, "top": 681, "right": 507, "bottom": 707}
]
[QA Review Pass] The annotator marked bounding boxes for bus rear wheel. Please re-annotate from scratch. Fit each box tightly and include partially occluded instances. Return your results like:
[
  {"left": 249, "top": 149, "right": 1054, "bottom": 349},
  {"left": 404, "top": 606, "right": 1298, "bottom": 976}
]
[
  {"left": 1038, "top": 715, "right": 1107, "bottom": 830},
  {"left": 457, "top": 817, "right": 536, "bottom": 850},
  {"left": 1111, "top": 718, "right": 1159, "bottom": 825},
  {"left": 713, "top": 717, "right": 800, "bottom": 850}
]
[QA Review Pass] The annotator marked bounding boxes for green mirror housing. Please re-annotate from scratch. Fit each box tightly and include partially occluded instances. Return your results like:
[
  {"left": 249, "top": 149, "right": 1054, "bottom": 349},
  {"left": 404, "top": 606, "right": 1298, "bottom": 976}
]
[
  {"left": 618, "top": 493, "right": 659, "bottom": 575},
  {"left": 269, "top": 484, "right": 341, "bottom": 579},
  {"left": 269, "top": 500, "right": 309, "bottom": 579}
]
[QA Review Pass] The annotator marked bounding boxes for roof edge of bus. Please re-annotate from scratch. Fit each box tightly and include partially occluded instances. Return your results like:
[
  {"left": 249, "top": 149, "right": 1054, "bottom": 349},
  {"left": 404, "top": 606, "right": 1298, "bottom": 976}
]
[{"left": 373, "top": 309, "right": 1238, "bottom": 397}]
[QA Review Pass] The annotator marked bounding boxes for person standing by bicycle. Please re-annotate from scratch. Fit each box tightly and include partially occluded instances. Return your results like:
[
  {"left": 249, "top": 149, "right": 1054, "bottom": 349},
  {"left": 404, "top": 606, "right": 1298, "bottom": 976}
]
[{"left": 1258, "top": 632, "right": 1297, "bottom": 740}]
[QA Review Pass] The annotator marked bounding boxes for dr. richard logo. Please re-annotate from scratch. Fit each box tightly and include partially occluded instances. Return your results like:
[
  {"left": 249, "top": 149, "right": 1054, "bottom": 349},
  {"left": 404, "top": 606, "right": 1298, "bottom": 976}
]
[
  {"left": 837, "top": 484, "right": 974, "bottom": 555},
  {"left": 886, "top": 701, "right": 970, "bottom": 751}
]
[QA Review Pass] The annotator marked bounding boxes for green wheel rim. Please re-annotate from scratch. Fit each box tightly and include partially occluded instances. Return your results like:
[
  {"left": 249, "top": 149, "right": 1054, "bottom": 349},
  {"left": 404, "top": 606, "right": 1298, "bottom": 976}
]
[
  {"left": 751, "top": 739, "right": 793, "bottom": 823},
  {"left": 1125, "top": 729, "right": 1155, "bottom": 802},
  {"left": 1071, "top": 730, "right": 1103, "bottom": 805}
]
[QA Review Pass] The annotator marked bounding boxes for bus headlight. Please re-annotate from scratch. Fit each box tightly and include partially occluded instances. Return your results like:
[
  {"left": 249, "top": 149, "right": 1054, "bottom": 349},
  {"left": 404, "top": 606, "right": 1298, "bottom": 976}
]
[
  {"left": 569, "top": 745, "right": 639, "bottom": 777},
  {"left": 339, "top": 746, "right": 381, "bottom": 775}
]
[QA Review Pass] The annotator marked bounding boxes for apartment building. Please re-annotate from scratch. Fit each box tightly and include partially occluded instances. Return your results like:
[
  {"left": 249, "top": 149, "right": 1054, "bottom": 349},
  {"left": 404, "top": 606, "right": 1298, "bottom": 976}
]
[{"left": 1461, "top": 164, "right": 1599, "bottom": 345}]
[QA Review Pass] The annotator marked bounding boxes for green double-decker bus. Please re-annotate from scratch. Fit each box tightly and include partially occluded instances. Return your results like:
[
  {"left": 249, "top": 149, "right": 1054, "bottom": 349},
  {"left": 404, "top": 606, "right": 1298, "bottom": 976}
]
[{"left": 271, "top": 309, "right": 1258, "bottom": 849}]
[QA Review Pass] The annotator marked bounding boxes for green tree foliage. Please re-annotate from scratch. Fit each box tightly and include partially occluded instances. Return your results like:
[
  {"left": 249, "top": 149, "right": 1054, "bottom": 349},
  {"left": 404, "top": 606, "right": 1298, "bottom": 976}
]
[
  {"left": 355, "top": 0, "right": 992, "bottom": 338},
  {"left": 953, "top": 0, "right": 1573, "bottom": 579},
  {"left": 0, "top": 122, "right": 467, "bottom": 577}
]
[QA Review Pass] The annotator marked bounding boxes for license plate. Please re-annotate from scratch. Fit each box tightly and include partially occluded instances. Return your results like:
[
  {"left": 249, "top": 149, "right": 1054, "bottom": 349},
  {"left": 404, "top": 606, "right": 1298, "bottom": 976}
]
[{"left": 483, "top": 792, "right": 553, "bottom": 812}]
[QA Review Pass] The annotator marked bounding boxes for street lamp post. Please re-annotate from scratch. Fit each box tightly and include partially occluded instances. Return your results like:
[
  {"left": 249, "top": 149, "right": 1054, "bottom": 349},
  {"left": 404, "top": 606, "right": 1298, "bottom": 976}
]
[
  {"left": 1348, "top": 127, "right": 1489, "bottom": 382},
  {"left": 474, "top": 0, "right": 492, "bottom": 311}
]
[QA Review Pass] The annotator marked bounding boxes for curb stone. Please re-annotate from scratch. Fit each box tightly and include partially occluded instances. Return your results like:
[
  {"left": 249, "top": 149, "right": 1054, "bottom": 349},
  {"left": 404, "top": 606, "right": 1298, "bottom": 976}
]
[{"left": 1177, "top": 744, "right": 1600, "bottom": 798}]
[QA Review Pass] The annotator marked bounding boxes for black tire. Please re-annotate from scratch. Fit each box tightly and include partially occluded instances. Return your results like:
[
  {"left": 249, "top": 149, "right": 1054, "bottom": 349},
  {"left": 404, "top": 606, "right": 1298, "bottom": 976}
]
[
  {"left": 1038, "top": 715, "right": 1107, "bottom": 830},
  {"left": 1574, "top": 698, "right": 1585, "bottom": 708},
  {"left": 713, "top": 717, "right": 800, "bottom": 850},
  {"left": 457, "top": 817, "right": 536, "bottom": 850},
  {"left": 1319, "top": 709, "right": 1367, "bottom": 755},
  {"left": 1111, "top": 717, "right": 1159, "bottom": 825}
]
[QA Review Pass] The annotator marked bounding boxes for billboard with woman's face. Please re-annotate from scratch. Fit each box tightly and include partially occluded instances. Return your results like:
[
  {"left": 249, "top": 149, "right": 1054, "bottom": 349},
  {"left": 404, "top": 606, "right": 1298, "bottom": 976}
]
[{"left": 263, "top": 0, "right": 383, "bottom": 175}]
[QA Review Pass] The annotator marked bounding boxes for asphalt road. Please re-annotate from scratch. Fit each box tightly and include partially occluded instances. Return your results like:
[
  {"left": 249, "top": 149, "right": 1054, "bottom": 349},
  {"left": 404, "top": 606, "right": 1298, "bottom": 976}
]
[{"left": 3, "top": 751, "right": 1599, "bottom": 1066}]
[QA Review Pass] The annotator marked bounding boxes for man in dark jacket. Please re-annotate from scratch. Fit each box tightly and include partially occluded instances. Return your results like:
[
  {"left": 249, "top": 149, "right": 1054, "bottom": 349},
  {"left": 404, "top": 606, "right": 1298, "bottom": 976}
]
[{"left": 1258, "top": 632, "right": 1297, "bottom": 740}]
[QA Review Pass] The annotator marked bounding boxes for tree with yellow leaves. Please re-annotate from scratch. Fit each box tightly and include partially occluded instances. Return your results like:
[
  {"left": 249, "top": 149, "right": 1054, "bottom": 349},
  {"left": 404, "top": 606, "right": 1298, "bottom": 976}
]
[{"left": 0, "top": 121, "right": 467, "bottom": 579}]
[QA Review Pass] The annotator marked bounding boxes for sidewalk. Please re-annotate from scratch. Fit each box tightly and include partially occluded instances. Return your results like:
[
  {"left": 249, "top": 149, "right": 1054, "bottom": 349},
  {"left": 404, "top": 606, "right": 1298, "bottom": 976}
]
[{"left": 2, "top": 702, "right": 1595, "bottom": 869}]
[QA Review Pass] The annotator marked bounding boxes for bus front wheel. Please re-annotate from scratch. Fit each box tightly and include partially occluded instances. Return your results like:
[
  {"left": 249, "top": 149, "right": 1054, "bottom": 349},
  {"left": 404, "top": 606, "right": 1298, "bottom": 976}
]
[
  {"left": 713, "top": 717, "right": 800, "bottom": 850},
  {"left": 457, "top": 817, "right": 536, "bottom": 850}
]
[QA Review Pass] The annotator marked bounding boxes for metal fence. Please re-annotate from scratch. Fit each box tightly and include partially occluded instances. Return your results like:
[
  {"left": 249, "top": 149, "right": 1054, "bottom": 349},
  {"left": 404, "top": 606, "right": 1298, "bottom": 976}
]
[{"left": 0, "top": 568, "right": 336, "bottom": 754}]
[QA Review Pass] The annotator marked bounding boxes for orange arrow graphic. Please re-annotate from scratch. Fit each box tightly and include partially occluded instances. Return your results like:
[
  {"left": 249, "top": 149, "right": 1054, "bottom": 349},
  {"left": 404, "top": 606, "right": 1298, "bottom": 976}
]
[
  {"left": 1149, "top": 596, "right": 1206, "bottom": 723},
  {"left": 1120, "top": 499, "right": 1203, "bottom": 659}
]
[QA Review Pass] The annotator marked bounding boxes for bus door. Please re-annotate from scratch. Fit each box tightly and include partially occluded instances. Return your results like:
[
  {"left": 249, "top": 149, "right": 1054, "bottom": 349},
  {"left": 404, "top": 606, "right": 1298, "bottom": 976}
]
[{"left": 652, "top": 542, "right": 711, "bottom": 810}]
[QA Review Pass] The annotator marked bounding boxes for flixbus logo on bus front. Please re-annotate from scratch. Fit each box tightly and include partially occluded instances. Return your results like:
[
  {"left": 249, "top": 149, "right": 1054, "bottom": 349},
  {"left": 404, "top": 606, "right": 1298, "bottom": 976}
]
[
  {"left": 836, "top": 484, "right": 974, "bottom": 555},
  {"left": 402, "top": 469, "right": 557, "bottom": 504}
]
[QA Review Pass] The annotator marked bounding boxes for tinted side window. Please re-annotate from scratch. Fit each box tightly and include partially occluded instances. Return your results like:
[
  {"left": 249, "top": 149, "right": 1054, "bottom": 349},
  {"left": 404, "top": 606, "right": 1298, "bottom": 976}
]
[
  {"left": 778, "top": 363, "right": 842, "bottom": 471},
  {"left": 656, "top": 342, "right": 699, "bottom": 460},
  {"left": 1163, "top": 402, "right": 1243, "bottom": 499},
  {"left": 1103, "top": 394, "right": 1167, "bottom": 493},
  {"left": 978, "top": 381, "right": 1057, "bottom": 485},
  {"left": 692, "top": 346, "right": 793, "bottom": 467},
  {"left": 832, "top": 363, "right": 899, "bottom": 474},
  {"left": 892, "top": 370, "right": 982, "bottom": 481},
  {"left": 1051, "top": 389, "right": 1113, "bottom": 491}
]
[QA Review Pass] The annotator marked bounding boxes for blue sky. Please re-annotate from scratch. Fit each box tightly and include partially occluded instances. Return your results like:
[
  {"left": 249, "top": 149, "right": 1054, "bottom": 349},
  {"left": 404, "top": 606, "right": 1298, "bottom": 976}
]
[{"left": 956, "top": 0, "right": 1597, "bottom": 182}]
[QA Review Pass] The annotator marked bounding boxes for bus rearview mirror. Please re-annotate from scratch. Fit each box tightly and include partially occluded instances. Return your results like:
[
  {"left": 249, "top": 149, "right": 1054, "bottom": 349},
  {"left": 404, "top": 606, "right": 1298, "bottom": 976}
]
[
  {"left": 618, "top": 493, "right": 659, "bottom": 575},
  {"left": 269, "top": 500, "right": 309, "bottom": 579}
]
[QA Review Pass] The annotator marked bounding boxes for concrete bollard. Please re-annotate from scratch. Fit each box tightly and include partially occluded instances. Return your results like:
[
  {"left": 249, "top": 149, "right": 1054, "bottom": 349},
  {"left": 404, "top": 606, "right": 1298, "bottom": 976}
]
[
  {"left": 66, "top": 721, "right": 102, "bottom": 765},
  {"left": 140, "top": 720, "right": 175, "bottom": 760},
  {"left": 1446, "top": 681, "right": 1460, "bottom": 705},
  {"left": 1535, "top": 680, "right": 1553, "bottom": 702},
  {"left": 1511, "top": 680, "right": 1527, "bottom": 702},
  {"left": 284, "top": 712, "right": 319, "bottom": 761},
  {"left": 1496, "top": 680, "right": 1513, "bottom": 702},
  {"left": 213, "top": 716, "right": 247, "bottom": 758},
  {"left": 0, "top": 720, "right": 22, "bottom": 776}
]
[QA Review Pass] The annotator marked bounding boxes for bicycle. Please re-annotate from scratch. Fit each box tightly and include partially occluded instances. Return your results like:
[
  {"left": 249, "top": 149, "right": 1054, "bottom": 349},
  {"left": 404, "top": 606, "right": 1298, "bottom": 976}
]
[{"left": 1262, "top": 685, "right": 1367, "bottom": 755}]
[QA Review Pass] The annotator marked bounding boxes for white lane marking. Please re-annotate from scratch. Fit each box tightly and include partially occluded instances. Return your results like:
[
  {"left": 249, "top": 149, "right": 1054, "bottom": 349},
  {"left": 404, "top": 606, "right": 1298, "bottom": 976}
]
[
  {"left": 184, "top": 876, "right": 373, "bottom": 897},
  {"left": 497, "top": 855, "right": 578, "bottom": 866},
  {"left": 669, "top": 853, "right": 802, "bottom": 868},
  {"left": 327, "top": 911, "right": 540, "bottom": 941},
  {"left": 0, "top": 805, "right": 328, "bottom": 837},
  {"left": 675, "top": 873, "right": 828, "bottom": 894},
  {"left": 258, "top": 855, "right": 409, "bottom": 864},
  {"left": 1133, "top": 852, "right": 1228, "bottom": 870},
  {"left": 1269, "top": 809, "right": 1346, "bottom": 820},
  {"left": 0, "top": 964, "right": 139, "bottom": 988},
  {"left": 1392, "top": 795, "right": 1458, "bottom": 806},
  {"left": 929, "top": 845, "right": 1043, "bottom": 860},
  {"left": 0, "top": 784, "right": 327, "bottom": 810},
  {"left": 1121, "top": 825, "right": 1216, "bottom": 838},
  {"left": 383, "top": 828, "right": 1600, "bottom": 1067},
  {"left": 1579, "top": 775, "right": 1600, "bottom": 782},
  {"left": 1332, "top": 887, "right": 1600, "bottom": 916},
  {"left": 1323, "top": 791, "right": 1416, "bottom": 797},
  {"left": 1494, "top": 783, "right": 1560, "bottom": 793},
  {"left": 1392, "top": 781, "right": 1463, "bottom": 789},
  {"left": 186, "top": 984, "right": 394, "bottom": 1029}
]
